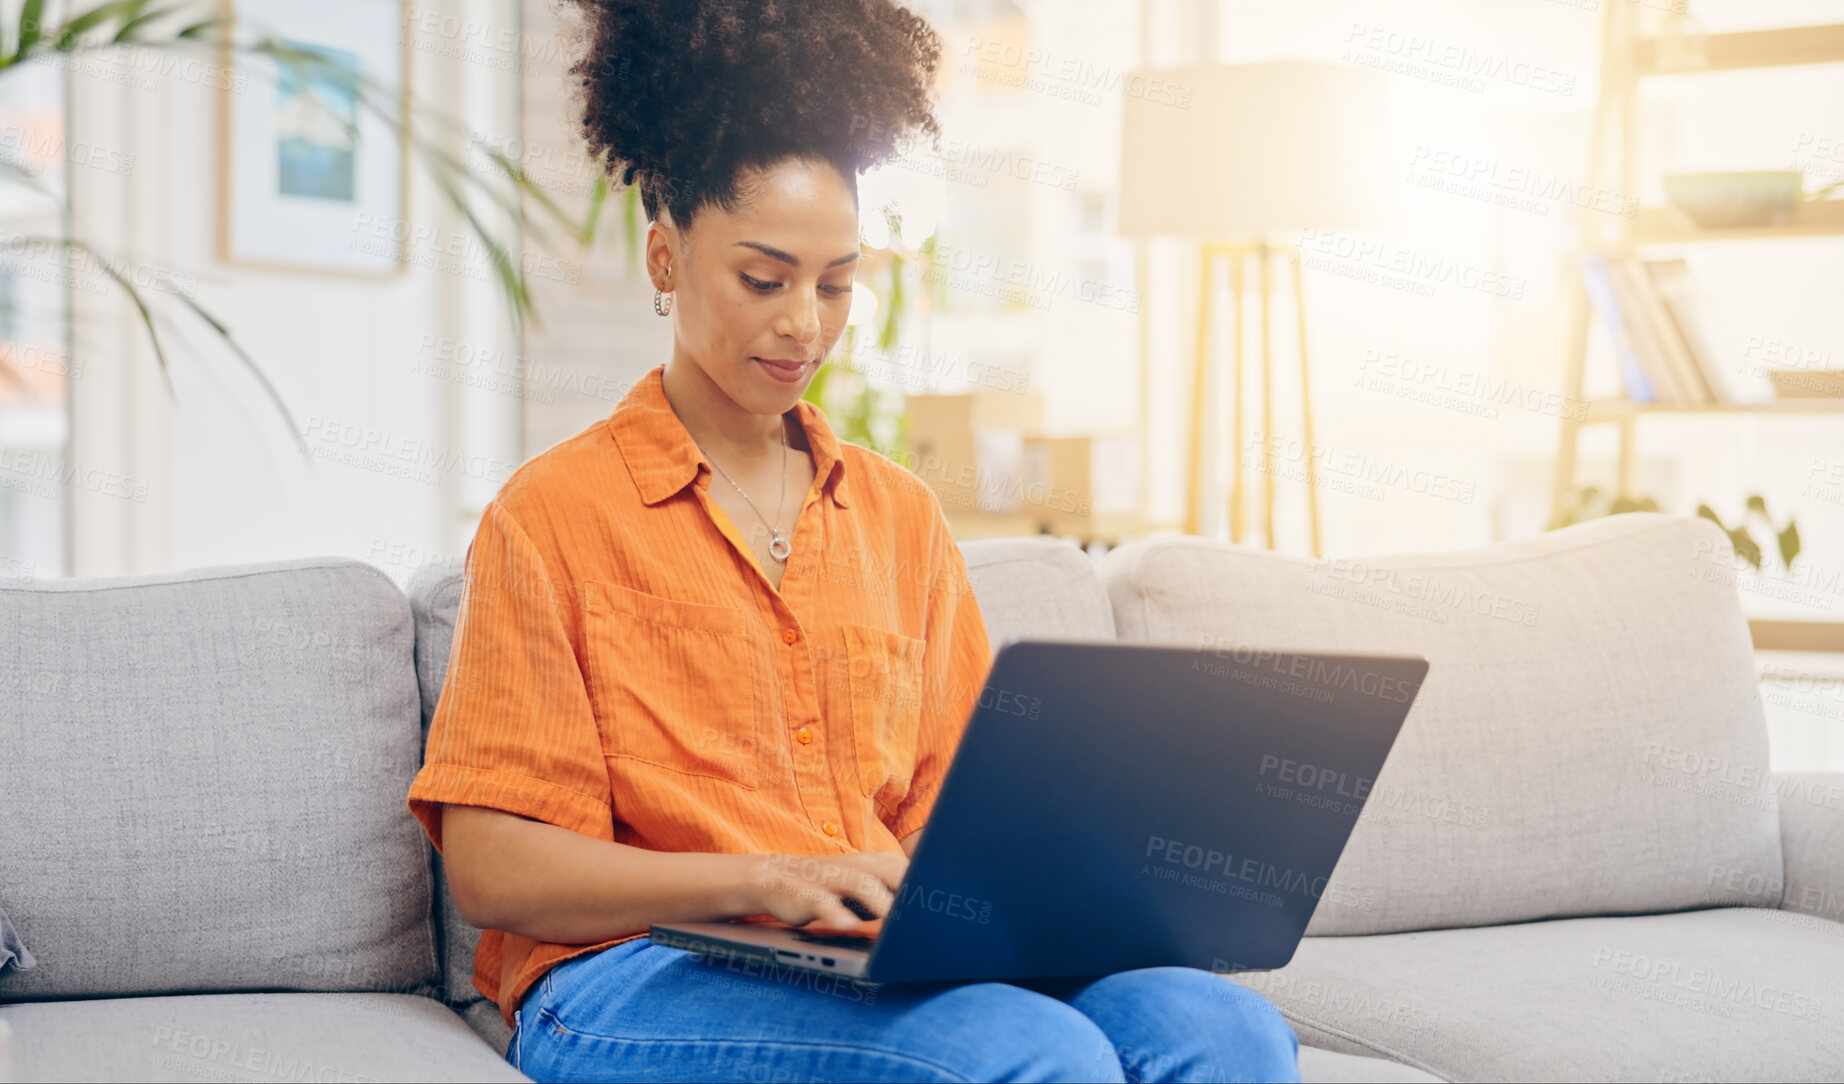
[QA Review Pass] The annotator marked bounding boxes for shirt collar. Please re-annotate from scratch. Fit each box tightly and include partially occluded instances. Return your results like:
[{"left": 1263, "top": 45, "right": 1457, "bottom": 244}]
[{"left": 609, "top": 363, "right": 853, "bottom": 509}]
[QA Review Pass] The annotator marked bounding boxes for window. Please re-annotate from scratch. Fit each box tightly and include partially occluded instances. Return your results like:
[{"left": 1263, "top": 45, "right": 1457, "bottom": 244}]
[{"left": 0, "top": 58, "right": 70, "bottom": 580}]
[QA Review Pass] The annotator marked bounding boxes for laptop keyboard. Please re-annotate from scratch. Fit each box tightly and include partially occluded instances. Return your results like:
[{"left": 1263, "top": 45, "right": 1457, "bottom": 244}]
[{"left": 790, "top": 930, "right": 877, "bottom": 949}]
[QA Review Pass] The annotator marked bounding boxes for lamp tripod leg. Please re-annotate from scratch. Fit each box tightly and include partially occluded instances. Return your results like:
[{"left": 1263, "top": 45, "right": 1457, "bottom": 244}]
[
  {"left": 1292, "top": 249, "right": 1321, "bottom": 558},
  {"left": 1187, "top": 246, "right": 1215, "bottom": 537},
  {"left": 1259, "top": 243, "right": 1275, "bottom": 549},
  {"left": 1230, "top": 251, "right": 1246, "bottom": 544}
]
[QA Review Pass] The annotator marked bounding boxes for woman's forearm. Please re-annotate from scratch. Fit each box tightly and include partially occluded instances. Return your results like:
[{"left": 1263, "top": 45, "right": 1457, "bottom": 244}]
[{"left": 441, "top": 804, "right": 758, "bottom": 944}]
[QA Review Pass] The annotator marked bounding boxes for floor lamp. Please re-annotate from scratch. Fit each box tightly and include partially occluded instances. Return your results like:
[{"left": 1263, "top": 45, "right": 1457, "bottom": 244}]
[{"left": 1119, "top": 61, "right": 1395, "bottom": 554}]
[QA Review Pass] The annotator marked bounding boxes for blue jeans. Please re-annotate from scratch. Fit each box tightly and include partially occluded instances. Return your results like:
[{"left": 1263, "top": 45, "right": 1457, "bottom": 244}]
[{"left": 508, "top": 939, "right": 1300, "bottom": 1083}]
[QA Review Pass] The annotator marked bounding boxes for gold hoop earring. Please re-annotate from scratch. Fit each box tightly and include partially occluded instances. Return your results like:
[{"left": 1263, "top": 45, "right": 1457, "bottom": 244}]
[{"left": 654, "top": 288, "right": 673, "bottom": 317}]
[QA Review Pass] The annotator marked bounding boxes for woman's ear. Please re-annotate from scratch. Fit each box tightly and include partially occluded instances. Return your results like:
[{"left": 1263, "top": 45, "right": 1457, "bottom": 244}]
[{"left": 646, "top": 219, "right": 678, "bottom": 292}]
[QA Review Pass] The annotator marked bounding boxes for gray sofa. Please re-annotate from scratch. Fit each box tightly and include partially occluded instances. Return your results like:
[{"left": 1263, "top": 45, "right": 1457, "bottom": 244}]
[{"left": 2, "top": 512, "right": 1839, "bottom": 1082}]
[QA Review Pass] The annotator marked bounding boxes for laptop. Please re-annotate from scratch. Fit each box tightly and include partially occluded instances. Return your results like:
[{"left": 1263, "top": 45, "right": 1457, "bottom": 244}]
[{"left": 651, "top": 638, "right": 1428, "bottom": 984}]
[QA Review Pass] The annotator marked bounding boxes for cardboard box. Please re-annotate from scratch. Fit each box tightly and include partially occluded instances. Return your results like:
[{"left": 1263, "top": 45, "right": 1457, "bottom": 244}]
[
  {"left": 1022, "top": 434, "right": 1142, "bottom": 533},
  {"left": 904, "top": 391, "right": 1044, "bottom": 515}
]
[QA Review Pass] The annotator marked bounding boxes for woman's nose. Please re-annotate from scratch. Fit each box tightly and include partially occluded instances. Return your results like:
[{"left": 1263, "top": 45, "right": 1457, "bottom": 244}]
[{"left": 780, "top": 292, "right": 822, "bottom": 350}]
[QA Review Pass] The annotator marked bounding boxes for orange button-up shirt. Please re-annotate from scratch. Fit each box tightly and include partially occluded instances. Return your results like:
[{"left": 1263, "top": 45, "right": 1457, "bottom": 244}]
[{"left": 406, "top": 363, "right": 991, "bottom": 1029}]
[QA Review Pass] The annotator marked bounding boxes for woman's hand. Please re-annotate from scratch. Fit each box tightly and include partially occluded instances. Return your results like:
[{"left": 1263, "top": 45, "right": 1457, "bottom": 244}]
[{"left": 747, "top": 851, "right": 908, "bottom": 929}]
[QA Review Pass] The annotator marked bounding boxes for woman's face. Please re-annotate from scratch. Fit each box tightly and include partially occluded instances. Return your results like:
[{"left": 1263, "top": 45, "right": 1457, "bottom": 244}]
[{"left": 653, "top": 157, "right": 860, "bottom": 416}]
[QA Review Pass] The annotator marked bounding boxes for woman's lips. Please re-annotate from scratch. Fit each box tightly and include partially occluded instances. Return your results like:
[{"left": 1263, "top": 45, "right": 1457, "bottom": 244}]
[{"left": 753, "top": 357, "right": 809, "bottom": 383}]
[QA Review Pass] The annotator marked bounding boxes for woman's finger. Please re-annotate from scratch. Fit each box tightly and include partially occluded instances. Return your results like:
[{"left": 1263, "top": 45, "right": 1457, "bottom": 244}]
[{"left": 845, "top": 872, "right": 896, "bottom": 918}]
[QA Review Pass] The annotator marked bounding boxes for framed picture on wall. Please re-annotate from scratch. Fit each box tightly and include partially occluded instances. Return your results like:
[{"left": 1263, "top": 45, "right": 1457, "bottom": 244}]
[{"left": 219, "top": 0, "right": 407, "bottom": 276}]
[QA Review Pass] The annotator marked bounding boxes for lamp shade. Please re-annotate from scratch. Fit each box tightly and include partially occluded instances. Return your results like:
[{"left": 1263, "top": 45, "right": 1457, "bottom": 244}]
[{"left": 1117, "top": 60, "right": 1397, "bottom": 238}]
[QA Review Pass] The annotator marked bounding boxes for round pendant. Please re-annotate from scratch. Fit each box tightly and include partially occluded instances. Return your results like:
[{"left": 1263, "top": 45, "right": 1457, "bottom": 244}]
[{"left": 768, "top": 534, "right": 792, "bottom": 562}]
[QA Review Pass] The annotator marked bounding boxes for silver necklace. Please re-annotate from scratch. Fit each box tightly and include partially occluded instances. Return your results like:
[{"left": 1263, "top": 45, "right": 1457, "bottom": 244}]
[{"left": 699, "top": 421, "right": 792, "bottom": 563}]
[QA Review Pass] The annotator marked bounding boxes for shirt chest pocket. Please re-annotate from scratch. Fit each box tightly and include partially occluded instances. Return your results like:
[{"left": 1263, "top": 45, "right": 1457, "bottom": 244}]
[
  {"left": 582, "top": 580, "right": 763, "bottom": 790},
  {"left": 841, "top": 623, "right": 928, "bottom": 801}
]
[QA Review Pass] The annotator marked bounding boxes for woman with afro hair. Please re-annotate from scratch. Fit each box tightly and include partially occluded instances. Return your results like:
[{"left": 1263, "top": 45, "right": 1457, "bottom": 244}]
[{"left": 407, "top": 2, "right": 1302, "bottom": 1080}]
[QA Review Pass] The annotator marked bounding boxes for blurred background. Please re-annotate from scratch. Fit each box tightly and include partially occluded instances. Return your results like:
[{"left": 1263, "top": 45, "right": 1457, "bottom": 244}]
[{"left": 0, "top": 0, "right": 1840, "bottom": 765}]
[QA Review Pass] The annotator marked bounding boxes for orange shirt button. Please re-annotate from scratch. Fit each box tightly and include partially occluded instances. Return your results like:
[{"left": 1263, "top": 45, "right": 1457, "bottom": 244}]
[
  {"left": 796, "top": 727, "right": 813, "bottom": 745},
  {"left": 822, "top": 821, "right": 838, "bottom": 836},
  {"left": 781, "top": 627, "right": 800, "bottom": 645}
]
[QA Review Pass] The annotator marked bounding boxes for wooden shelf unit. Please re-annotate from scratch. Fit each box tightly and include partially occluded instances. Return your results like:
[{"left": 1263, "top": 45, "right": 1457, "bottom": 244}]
[
  {"left": 1582, "top": 398, "right": 1844, "bottom": 421},
  {"left": 1636, "top": 24, "right": 1844, "bottom": 75},
  {"left": 1551, "top": 7, "right": 1844, "bottom": 654},
  {"left": 1633, "top": 198, "right": 1844, "bottom": 244},
  {"left": 1751, "top": 619, "right": 1844, "bottom": 655}
]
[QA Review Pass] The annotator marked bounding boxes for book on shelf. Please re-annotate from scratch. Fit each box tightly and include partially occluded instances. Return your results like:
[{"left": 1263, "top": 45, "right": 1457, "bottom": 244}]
[
  {"left": 1619, "top": 258, "right": 1715, "bottom": 403},
  {"left": 1605, "top": 258, "right": 1692, "bottom": 402},
  {"left": 1642, "top": 258, "right": 1772, "bottom": 404},
  {"left": 1577, "top": 253, "right": 1654, "bottom": 403}
]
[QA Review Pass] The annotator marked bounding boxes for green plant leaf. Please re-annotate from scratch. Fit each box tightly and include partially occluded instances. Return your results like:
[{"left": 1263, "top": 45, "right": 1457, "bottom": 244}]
[
  {"left": 1635, "top": 496, "right": 1659, "bottom": 512},
  {"left": 1695, "top": 503, "right": 1724, "bottom": 529},
  {"left": 48, "top": 236, "right": 174, "bottom": 399},
  {"left": 878, "top": 254, "right": 904, "bottom": 353},
  {"left": 623, "top": 181, "right": 643, "bottom": 276},
  {"left": 1610, "top": 495, "right": 1641, "bottom": 514},
  {"left": 1745, "top": 494, "right": 1768, "bottom": 518},
  {"left": 17, "top": 0, "right": 48, "bottom": 57},
  {"left": 114, "top": 4, "right": 177, "bottom": 43},
  {"left": 55, "top": 0, "right": 148, "bottom": 51},
  {"left": 175, "top": 15, "right": 225, "bottom": 39},
  {"left": 580, "top": 174, "right": 609, "bottom": 247},
  {"left": 1778, "top": 520, "right": 1801, "bottom": 570}
]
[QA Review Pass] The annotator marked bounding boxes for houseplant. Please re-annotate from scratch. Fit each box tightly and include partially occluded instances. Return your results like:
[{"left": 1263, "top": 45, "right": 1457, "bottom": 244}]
[
  {"left": 0, "top": 0, "right": 609, "bottom": 445},
  {"left": 1552, "top": 485, "right": 1801, "bottom": 571}
]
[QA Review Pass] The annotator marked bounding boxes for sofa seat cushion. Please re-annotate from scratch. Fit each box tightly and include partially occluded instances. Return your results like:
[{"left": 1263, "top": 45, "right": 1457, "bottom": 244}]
[
  {"left": 0, "top": 992, "right": 528, "bottom": 1083},
  {"left": 1098, "top": 514, "right": 1782, "bottom": 935},
  {"left": 1230, "top": 908, "right": 1844, "bottom": 1082},
  {"left": 1298, "top": 1046, "right": 1445, "bottom": 1082},
  {"left": 0, "top": 559, "right": 436, "bottom": 1001}
]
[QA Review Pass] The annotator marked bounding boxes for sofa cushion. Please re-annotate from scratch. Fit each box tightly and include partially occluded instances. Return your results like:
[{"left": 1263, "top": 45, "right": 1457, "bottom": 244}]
[
  {"left": 0, "top": 904, "right": 33, "bottom": 974},
  {"left": 0, "top": 992, "right": 528, "bottom": 1082},
  {"left": 1228, "top": 908, "right": 1844, "bottom": 1082},
  {"left": 961, "top": 536, "right": 1115, "bottom": 649},
  {"left": 1098, "top": 514, "right": 1782, "bottom": 935},
  {"left": 1297, "top": 1046, "right": 1444, "bottom": 1083},
  {"left": 407, "top": 557, "right": 491, "bottom": 1016},
  {"left": 0, "top": 560, "right": 437, "bottom": 1001},
  {"left": 1776, "top": 772, "right": 1844, "bottom": 923}
]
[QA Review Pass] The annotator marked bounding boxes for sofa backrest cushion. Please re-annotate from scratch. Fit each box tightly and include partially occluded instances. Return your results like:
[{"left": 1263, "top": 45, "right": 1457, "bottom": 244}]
[
  {"left": 961, "top": 537, "right": 1115, "bottom": 650},
  {"left": 406, "top": 557, "right": 482, "bottom": 1010},
  {"left": 0, "top": 559, "right": 437, "bottom": 1001},
  {"left": 405, "top": 535, "right": 1112, "bottom": 1008},
  {"left": 1098, "top": 513, "right": 1784, "bottom": 935}
]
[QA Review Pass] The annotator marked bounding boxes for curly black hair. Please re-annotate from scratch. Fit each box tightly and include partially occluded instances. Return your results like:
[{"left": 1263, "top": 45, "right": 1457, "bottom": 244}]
[{"left": 563, "top": 1, "right": 944, "bottom": 232}]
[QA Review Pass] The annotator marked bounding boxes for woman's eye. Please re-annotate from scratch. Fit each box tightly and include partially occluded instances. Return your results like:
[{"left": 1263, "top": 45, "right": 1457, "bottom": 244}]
[{"left": 740, "top": 272, "right": 852, "bottom": 298}]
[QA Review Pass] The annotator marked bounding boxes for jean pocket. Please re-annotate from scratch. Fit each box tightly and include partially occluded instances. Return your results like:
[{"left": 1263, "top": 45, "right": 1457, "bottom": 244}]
[{"left": 539, "top": 952, "right": 598, "bottom": 1014}]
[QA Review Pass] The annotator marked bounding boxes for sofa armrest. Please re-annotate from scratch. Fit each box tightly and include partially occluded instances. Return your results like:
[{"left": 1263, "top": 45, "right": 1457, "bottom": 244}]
[{"left": 1776, "top": 772, "right": 1844, "bottom": 921}]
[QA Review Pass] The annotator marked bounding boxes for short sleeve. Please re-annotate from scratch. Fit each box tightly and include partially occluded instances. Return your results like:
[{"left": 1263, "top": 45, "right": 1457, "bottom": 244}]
[
  {"left": 407, "top": 500, "right": 613, "bottom": 852},
  {"left": 883, "top": 500, "right": 992, "bottom": 841}
]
